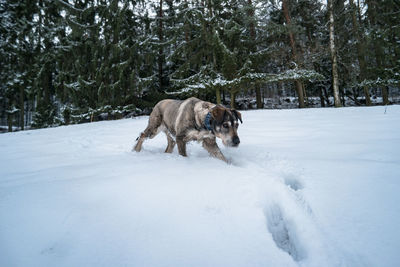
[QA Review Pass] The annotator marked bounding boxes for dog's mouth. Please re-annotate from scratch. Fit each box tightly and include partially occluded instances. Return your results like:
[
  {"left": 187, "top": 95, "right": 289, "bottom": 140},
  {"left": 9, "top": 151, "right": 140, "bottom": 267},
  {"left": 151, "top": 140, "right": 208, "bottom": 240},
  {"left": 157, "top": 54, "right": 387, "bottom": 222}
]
[
  {"left": 229, "top": 142, "right": 240, "bottom": 148},
  {"left": 222, "top": 138, "right": 240, "bottom": 147}
]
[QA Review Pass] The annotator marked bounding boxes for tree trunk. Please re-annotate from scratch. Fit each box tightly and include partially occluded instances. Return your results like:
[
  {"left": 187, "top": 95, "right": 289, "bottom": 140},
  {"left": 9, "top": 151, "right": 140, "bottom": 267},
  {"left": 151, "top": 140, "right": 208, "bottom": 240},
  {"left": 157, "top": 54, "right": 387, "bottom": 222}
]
[
  {"left": 328, "top": 0, "right": 342, "bottom": 107},
  {"left": 349, "top": 0, "right": 371, "bottom": 106},
  {"left": 158, "top": 0, "right": 164, "bottom": 90},
  {"left": 247, "top": 0, "right": 262, "bottom": 109},
  {"left": 7, "top": 113, "right": 13, "bottom": 132},
  {"left": 282, "top": 0, "right": 305, "bottom": 108},
  {"left": 19, "top": 86, "right": 24, "bottom": 130},
  {"left": 341, "top": 87, "right": 346, "bottom": 106},
  {"left": 323, "top": 87, "right": 330, "bottom": 106},
  {"left": 184, "top": 0, "right": 189, "bottom": 43},
  {"left": 382, "top": 87, "right": 389, "bottom": 105},
  {"left": 212, "top": 40, "right": 220, "bottom": 104},
  {"left": 43, "top": 65, "right": 51, "bottom": 106},
  {"left": 247, "top": 0, "right": 256, "bottom": 39},
  {"left": 295, "top": 80, "right": 305, "bottom": 108},
  {"left": 255, "top": 88, "right": 262, "bottom": 108},
  {"left": 230, "top": 91, "right": 236, "bottom": 109},
  {"left": 319, "top": 87, "right": 325, "bottom": 107},
  {"left": 302, "top": 81, "right": 307, "bottom": 105},
  {"left": 262, "top": 87, "right": 265, "bottom": 106},
  {"left": 216, "top": 87, "right": 221, "bottom": 104},
  {"left": 255, "top": 84, "right": 262, "bottom": 108}
]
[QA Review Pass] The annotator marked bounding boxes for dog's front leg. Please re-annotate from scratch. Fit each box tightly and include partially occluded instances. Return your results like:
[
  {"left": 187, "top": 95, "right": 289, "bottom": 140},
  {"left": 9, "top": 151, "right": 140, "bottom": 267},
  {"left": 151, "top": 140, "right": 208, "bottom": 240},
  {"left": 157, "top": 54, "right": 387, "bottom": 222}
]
[{"left": 202, "top": 138, "right": 229, "bottom": 163}]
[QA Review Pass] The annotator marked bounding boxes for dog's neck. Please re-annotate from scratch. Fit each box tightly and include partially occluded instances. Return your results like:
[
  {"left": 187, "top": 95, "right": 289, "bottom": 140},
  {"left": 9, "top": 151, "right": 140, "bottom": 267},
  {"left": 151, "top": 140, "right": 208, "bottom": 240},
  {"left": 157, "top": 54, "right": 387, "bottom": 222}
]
[
  {"left": 193, "top": 101, "right": 216, "bottom": 132},
  {"left": 204, "top": 112, "right": 213, "bottom": 131}
]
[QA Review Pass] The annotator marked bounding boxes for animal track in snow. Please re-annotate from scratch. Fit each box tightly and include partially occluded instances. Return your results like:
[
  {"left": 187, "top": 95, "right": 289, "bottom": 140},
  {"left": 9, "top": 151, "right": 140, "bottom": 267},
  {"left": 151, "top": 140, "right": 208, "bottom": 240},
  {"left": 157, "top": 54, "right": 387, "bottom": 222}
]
[
  {"left": 265, "top": 204, "right": 305, "bottom": 262},
  {"left": 283, "top": 174, "right": 304, "bottom": 191},
  {"left": 281, "top": 174, "right": 313, "bottom": 215}
]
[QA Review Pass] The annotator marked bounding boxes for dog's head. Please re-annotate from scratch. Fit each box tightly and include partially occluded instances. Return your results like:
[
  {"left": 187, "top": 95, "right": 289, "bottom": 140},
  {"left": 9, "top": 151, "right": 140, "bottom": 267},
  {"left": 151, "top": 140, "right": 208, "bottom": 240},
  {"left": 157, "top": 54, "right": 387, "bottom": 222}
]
[{"left": 211, "top": 105, "right": 242, "bottom": 147}]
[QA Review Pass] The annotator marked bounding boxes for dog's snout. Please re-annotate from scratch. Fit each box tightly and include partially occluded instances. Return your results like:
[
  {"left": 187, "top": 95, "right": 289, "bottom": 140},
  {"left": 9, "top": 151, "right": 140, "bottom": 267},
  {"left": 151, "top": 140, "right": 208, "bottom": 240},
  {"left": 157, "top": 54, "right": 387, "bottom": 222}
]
[{"left": 232, "top": 136, "right": 240, "bottom": 145}]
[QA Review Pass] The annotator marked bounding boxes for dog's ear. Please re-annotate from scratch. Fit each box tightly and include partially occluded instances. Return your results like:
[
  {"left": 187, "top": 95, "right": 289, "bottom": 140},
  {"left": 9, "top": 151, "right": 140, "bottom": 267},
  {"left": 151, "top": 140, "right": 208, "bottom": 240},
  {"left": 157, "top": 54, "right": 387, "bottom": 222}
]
[
  {"left": 211, "top": 105, "right": 226, "bottom": 124},
  {"left": 232, "top": 109, "right": 242, "bottom": 123}
]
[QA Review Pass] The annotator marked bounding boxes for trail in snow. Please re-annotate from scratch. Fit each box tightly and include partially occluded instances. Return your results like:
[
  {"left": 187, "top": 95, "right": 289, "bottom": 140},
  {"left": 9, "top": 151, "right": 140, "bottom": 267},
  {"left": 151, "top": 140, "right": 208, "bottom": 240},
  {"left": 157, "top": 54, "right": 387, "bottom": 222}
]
[{"left": 228, "top": 149, "right": 346, "bottom": 266}]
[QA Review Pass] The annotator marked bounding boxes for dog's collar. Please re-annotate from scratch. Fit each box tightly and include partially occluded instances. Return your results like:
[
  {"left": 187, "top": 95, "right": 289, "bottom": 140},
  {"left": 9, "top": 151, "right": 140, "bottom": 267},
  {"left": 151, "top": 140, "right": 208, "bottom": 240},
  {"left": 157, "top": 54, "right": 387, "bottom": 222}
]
[{"left": 204, "top": 112, "right": 213, "bottom": 131}]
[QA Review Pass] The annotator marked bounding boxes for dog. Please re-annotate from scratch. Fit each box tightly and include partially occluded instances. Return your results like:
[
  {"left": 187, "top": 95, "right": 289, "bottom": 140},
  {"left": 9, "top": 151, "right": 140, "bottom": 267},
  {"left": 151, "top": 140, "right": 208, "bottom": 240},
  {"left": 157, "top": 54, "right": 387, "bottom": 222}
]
[{"left": 133, "top": 97, "right": 242, "bottom": 163}]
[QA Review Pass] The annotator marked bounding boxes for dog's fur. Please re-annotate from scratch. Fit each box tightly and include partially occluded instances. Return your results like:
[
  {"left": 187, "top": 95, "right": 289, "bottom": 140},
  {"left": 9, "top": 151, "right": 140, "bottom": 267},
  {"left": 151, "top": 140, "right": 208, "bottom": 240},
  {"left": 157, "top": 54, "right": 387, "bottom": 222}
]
[{"left": 133, "top": 97, "right": 242, "bottom": 163}]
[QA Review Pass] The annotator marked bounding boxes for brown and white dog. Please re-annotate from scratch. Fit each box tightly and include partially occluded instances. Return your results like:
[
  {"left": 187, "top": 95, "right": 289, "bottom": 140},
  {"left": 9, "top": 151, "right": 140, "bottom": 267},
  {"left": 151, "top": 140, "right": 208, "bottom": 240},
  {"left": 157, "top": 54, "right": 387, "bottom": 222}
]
[{"left": 133, "top": 97, "right": 242, "bottom": 163}]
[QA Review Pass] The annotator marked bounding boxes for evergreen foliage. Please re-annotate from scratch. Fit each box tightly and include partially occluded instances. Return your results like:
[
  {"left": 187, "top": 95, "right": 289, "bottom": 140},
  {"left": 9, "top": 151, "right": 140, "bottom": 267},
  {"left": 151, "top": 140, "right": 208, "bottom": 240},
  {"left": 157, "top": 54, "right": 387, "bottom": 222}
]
[{"left": 1, "top": 0, "right": 399, "bottom": 130}]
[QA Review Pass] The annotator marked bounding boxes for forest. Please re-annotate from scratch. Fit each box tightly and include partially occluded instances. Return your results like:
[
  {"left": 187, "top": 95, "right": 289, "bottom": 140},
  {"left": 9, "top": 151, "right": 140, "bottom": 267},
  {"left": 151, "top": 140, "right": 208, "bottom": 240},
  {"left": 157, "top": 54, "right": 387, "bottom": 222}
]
[{"left": 1, "top": 0, "right": 399, "bottom": 131}]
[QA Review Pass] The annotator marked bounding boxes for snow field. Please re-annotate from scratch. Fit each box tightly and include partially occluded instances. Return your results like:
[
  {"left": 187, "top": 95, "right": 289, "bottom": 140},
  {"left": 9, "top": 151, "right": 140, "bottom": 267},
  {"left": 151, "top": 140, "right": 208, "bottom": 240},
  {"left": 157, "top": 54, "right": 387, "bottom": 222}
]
[{"left": 1, "top": 105, "right": 400, "bottom": 266}]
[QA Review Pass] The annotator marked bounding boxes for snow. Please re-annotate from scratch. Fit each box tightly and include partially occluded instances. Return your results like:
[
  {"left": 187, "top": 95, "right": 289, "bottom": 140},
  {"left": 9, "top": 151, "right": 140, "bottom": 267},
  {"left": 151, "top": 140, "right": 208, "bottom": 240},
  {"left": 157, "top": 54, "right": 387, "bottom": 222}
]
[{"left": 1, "top": 105, "right": 400, "bottom": 267}]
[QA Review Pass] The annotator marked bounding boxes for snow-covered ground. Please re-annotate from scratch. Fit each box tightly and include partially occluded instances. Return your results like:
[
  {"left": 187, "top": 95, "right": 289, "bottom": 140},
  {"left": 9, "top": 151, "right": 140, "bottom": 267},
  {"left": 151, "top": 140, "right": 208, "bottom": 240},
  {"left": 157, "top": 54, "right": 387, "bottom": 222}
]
[{"left": 1, "top": 105, "right": 400, "bottom": 267}]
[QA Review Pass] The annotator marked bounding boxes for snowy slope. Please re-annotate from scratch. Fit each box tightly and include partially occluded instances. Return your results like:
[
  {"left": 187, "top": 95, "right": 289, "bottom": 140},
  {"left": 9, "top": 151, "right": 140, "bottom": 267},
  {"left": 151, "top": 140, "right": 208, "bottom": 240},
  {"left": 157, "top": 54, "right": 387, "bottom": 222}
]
[{"left": 1, "top": 105, "right": 400, "bottom": 267}]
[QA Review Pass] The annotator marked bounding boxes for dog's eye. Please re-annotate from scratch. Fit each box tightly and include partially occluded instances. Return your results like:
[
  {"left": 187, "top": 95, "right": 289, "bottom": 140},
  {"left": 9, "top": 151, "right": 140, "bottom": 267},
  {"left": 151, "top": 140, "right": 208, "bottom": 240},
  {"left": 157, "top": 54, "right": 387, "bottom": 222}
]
[{"left": 223, "top": 123, "right": 229, "bottom": 128}]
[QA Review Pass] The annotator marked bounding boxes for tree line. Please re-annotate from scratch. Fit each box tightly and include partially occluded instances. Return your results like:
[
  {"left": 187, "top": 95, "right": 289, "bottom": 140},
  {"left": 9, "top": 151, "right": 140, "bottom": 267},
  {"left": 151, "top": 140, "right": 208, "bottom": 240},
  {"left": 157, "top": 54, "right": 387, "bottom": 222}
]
[{"left": 1, "top": 0, "right": 399, "bottom": 131}]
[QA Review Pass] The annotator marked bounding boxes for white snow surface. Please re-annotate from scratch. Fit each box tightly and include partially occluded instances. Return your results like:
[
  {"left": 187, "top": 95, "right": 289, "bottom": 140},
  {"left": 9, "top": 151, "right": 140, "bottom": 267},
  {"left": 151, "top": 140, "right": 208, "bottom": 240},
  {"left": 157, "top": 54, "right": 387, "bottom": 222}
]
[{"left": 1, "top": 106, "right": 400, "bottom": 267}]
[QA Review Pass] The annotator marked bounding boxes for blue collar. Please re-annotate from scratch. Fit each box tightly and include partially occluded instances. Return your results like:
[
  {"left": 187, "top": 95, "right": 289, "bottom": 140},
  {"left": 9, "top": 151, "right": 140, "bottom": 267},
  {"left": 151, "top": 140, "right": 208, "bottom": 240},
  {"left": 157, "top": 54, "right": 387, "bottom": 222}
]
[{"left": 204, "top": 112, "right": 213, "bottom": 131}]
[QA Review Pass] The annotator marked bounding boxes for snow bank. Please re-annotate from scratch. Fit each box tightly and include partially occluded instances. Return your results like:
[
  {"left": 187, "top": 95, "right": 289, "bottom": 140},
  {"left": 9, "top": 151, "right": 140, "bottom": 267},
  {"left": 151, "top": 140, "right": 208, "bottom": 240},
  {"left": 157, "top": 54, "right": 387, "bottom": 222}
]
[{"left": 1, "top": 105, "right": 400, "bottom": 266}]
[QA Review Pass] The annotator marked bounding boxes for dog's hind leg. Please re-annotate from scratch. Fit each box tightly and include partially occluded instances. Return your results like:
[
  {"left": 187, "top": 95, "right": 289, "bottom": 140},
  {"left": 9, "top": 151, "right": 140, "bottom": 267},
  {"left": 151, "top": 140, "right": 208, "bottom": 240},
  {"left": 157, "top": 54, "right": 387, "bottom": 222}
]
[
  {"left": 133, "top": 111, "right": 163, "bottom": 152},
  {"left": 164, "top": 131, "right": 176, "bottom": 153},
  {"left": 176, "top": 136, "right": 187, "bottom": 157},
  {"left": 133, "top": 132, "right": 146, "bottom": 152}
]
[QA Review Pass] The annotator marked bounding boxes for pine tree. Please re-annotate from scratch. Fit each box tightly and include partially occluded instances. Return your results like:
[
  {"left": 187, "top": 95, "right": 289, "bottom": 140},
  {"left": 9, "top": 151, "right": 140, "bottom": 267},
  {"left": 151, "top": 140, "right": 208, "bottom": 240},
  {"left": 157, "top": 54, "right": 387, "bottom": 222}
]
[
  {"left": 281, "top": 0, "right": 305, "bottom": 108},
  {"left": 0, "top": 0, "right": 38, "bottom": 131},
  {"left": 365, "top": 0, "right": 400, "bottom": 105},
  {"left": 31, "top": 0, "right": 64, "bottom": 128},
  {"left": 348, "top": 0, "right": 371, "bottom": 106}
]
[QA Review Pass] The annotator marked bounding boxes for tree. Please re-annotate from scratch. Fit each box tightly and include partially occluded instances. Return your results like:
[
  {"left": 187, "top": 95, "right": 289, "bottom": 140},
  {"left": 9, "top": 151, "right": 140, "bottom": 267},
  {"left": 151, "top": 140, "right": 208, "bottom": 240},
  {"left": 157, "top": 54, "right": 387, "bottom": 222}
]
[
  {"left": 365, "top": 0, "right": 400, "bottom": 105},
  {"left": 349, "top": 0, "right": 371, "bottom": 106},
  {"left": 157, "top": 0, "right": 164, "bottom": 90},
  {"left": 281, "top": 0, "right": 306, "bottom": 108},
  {"left": 246, "top": 0, "right": 262, "bottom": 109},
  {"left": 0, "top": 0, "right": 38, "bottom": 131},
  {"left": 328, "top": 0, "right": 342, "bottom": 107}
]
